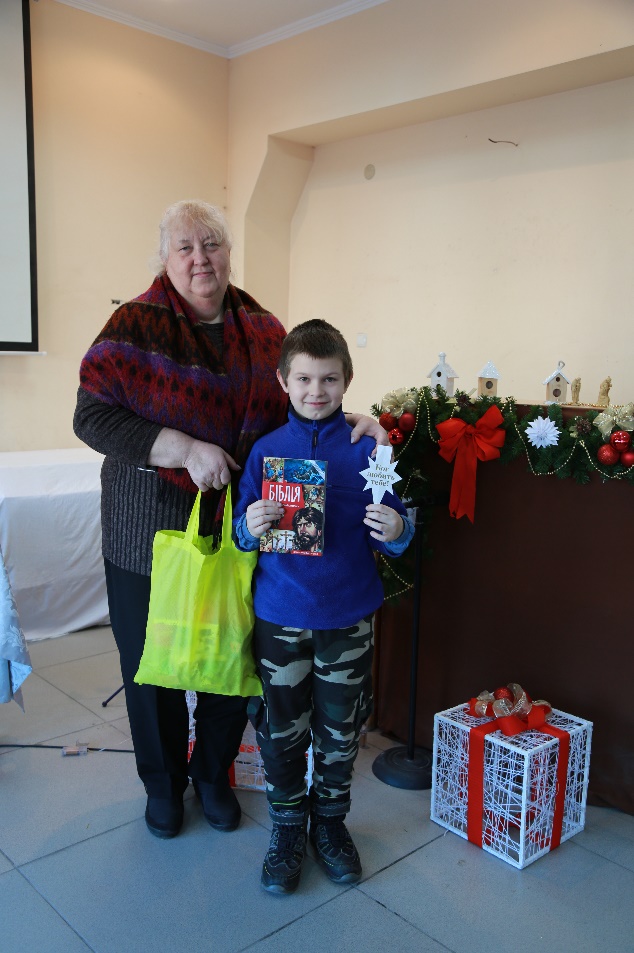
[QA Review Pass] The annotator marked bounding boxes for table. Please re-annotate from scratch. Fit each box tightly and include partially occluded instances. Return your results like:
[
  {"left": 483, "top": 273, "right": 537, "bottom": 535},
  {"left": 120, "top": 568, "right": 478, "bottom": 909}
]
[
  {"left": 0, "top": 448, "right": 109, "bottom": 640},
  {"left": 374, "top": 436, "right": 634, "bottom": 816},
  {"left": 0, "top": 540, "right": 32, "bottom": 703}
]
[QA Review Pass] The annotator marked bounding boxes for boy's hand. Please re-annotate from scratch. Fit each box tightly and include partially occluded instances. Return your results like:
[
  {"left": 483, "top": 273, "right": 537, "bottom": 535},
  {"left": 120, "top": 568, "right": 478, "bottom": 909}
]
[
  {"left": 364, "top": 503, "right": 404, "bottom": 543},
  {"left": 246, "top": 499, "right": 285, "bottom": 537}
]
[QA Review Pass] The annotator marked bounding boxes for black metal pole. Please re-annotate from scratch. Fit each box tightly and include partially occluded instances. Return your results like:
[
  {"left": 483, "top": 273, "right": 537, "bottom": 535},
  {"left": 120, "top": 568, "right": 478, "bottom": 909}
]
[
  {"left": 372, "top": 503, "right": 433, "bottom": 790},
  {"left": 406, "top": 506, "right": 424, "bottom": 760}
]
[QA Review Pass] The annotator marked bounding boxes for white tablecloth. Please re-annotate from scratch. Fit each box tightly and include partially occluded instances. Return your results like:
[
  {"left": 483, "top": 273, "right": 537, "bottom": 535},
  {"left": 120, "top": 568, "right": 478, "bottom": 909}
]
[
  {"left": 0, "top": 541, "right": 32, "bottom": 704},
  {"left": 0, "top": 448, "right": 109, "bottom": 640}
]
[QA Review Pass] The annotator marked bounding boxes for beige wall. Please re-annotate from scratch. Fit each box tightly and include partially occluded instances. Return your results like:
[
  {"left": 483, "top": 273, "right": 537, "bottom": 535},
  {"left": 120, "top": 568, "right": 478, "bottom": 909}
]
[
  {"left": 226, "top": 0, "right": 634, "bottom": 412},
  {"left": 0, "top": 0, "right": 228, "bottom": 450},
  {"left": 288, "top": 77, "right": 634, "bottom": 413},
  {"left": 228, "top": 0, "right": 634, "bottom": 279}
]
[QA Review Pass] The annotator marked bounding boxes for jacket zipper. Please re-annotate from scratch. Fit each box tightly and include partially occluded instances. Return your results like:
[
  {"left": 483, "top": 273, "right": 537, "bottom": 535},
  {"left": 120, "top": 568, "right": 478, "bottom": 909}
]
[{"left": 311, "top": 421, "right": 318, "bottom": 458}]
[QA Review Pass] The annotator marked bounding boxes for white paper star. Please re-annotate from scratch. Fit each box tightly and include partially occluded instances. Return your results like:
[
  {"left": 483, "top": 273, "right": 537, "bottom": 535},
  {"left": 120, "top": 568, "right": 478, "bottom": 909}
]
[
  {"left": 525, "top": 416, "right": 560, "bottom": 449},
  {"left": 359, "top": 445, "right": 400, "bottom": 504}
]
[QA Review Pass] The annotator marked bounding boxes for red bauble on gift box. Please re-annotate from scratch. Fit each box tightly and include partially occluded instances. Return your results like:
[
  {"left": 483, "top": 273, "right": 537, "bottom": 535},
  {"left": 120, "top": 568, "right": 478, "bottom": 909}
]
[
  {"left": 620, "top": 449, "right": 634, "bottom": 467},
  {"left": 597, "top": 444, "right": 620, "bottom": 466},
  {"left": 379, "top": 412, "right": 397, "bottom": 431},
  {"left": 388, "top": 428, "right": 404, "bottom": 446},
  {"left": 610, "top": 430, "right": 632, "bottom": 452},
  {"left": 493, "top": 687, "right": 514, "bottom": 702}
]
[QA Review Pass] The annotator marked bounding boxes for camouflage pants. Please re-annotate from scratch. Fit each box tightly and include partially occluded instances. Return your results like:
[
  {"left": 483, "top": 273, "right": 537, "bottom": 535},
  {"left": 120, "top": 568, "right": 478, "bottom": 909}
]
[{"left": 248, "top": 615, "right": 374, "bottom": 812}]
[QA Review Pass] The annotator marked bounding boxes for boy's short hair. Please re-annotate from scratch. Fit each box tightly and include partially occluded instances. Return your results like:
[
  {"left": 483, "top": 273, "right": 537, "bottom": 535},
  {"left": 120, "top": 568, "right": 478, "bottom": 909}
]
[{"left": 278, "top": 319, "right": 353, "bottom": 386}]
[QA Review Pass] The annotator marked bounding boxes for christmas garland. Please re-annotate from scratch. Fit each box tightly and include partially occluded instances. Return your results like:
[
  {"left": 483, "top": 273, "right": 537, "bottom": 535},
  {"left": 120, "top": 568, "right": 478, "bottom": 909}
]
[{"left": 372, "top": 386, "right": 634, "bottom": 600}]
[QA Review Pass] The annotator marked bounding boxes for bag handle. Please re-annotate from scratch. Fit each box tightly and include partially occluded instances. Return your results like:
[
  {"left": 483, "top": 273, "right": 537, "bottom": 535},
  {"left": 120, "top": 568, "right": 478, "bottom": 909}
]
[
  {"left": 184, "top": 490, "right": 203, "bottom": 544},
  {"left": 220, "top": 484, "right": 234, "bottom": 549},
  {"left": 183, "top": 485, "right": 234, "bottom": 548}
]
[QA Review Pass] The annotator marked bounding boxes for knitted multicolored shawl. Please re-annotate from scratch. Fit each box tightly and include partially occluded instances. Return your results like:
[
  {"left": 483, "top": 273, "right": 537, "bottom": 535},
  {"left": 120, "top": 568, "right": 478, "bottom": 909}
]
[{"left": 79, "top": 275, "right": 288, "bottom": 493}]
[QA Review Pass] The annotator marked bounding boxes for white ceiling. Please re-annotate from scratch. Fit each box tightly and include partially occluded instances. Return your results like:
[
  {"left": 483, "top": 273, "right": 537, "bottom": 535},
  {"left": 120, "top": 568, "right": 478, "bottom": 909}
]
[{"left": 53, "top": 0, "right": 390, "bottom": 57}]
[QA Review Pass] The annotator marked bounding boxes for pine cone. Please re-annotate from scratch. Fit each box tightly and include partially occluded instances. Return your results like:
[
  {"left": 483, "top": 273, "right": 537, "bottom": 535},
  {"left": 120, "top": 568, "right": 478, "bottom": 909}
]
[{"left": 574, "top": 417, "right": 592, "bottom": 436}]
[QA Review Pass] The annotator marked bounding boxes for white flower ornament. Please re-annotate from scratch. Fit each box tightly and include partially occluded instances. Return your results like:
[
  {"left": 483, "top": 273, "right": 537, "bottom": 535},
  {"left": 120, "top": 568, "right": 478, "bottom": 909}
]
[{"left": 525, "top": 417, "right": 560, "bottom": 449}]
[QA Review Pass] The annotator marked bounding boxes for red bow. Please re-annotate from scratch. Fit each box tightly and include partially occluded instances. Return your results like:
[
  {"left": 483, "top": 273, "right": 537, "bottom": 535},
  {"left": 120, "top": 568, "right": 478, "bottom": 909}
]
[
  {"left": 436, "top": 405, "right": 505, "bottom": 522},
  {"left": 465, "top": 689, "right": 569, "bottom": 852}
]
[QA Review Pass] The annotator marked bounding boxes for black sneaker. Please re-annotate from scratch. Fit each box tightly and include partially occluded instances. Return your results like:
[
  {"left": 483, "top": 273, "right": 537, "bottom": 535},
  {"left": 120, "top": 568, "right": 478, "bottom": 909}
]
[
  {"left": 309, "top": 815, "right": 362, "bottom": 883},
  {"left": 261, "top": 813, "right": 308, "bottom": 894},
  {"left": 145, "top": 796, "right": 184, "bottom": 839}
]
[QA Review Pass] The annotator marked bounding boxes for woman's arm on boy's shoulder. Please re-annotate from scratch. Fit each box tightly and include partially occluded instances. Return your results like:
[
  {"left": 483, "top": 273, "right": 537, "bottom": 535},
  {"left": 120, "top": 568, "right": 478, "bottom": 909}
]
[{"left": 345, "top": 413, "right": 389, "bottom": 449}]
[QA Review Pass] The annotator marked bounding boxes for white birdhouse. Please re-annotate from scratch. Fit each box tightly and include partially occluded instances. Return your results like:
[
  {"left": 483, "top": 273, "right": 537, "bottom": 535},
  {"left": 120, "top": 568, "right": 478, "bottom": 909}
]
[
  {"left": 477, "top": 361, "right": 500, "bottom": 398},
  {"left": 428, "top": 352, "right": 458, "bottom": 397},
  {"left": 542, "top": 361, "right": 571, "bottom": 404}
]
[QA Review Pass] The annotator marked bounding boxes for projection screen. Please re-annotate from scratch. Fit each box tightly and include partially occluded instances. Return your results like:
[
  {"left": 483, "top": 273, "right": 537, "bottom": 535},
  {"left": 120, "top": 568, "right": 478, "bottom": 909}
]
[{"left": 0, "top": 0, "right": 38, "bottom": 351}]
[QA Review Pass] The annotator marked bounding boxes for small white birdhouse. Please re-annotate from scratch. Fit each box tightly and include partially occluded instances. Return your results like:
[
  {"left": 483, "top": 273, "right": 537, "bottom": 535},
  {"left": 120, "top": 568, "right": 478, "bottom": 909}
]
[
  {"left": 477, "top": 361, "right": 500, "bottom": 398},
  {"left": 542, "top": 361, "right": 571, "bottom": 404},
  {"left": 428, "top": 352, "right": 458, "bottom": 397}
]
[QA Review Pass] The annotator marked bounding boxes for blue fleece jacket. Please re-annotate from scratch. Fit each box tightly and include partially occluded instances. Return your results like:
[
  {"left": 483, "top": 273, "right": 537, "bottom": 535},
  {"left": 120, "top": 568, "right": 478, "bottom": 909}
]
[{"left": 233, "top": 408, "right": 414, "bottom": 629}]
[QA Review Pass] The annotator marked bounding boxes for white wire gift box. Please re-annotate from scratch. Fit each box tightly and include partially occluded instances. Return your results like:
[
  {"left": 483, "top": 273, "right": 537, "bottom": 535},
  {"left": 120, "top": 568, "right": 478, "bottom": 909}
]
[
  {"left": 229, "top": 720, "right": 267, "bottom": 790},
  {"left": 186, "top": 691, "right": 266, "bottom": 790},
  {"left": 431, "top": 701, "right": 592, "bottom": 869},
  {"left": 229, "top": 721, "right": 314, "bottom": 791}
]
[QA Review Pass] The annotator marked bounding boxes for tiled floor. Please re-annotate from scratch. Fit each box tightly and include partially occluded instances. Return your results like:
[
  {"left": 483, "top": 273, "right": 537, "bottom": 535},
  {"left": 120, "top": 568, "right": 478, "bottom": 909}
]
[{"left": 1, "top": 626, "right": 633, "bottom": 953}]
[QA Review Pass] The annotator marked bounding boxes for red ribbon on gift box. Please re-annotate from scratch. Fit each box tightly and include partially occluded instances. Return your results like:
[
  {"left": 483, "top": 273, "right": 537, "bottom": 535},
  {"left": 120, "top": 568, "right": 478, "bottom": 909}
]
[
  {"left": 465, "top": 697, "right": 570, "bottom": 851},
  {"left": 436, "top": 405, "right": 506, "bottom": 523}
]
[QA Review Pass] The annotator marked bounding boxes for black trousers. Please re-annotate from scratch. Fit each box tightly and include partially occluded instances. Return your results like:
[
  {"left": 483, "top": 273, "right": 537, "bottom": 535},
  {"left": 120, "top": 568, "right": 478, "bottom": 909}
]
[{"left": 104, "top": 559, "right": 248, "bottom": 798}]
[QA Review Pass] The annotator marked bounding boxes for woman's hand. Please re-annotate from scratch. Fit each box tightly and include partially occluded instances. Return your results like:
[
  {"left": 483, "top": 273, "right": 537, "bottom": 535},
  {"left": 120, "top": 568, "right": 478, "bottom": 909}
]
[
  {"left": 346, "top": 413, "right": 389, "bottom": 449},
  {"left": 182, "top": 441, "right": 241, "bottom": 492},
  {"left": 364, "top": 503, "right": 404, "bottom": 542},
  {"left": 148, "top": 428, "right": 240, "bottom": 491},
  {"left": 246, "top": 499, "right": 285, "bottom": 538}
]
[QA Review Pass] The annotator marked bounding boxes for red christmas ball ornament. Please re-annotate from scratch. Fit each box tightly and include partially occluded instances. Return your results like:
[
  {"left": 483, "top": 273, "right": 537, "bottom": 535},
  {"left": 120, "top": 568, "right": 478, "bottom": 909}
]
[
  {"left": 620, "top": 449, "right": 634, "bottom": 468},
  {"left": 388, "top": 428, "right": 404, "bottom": 446},
  {"left": 398, "top": 412, "right": 416, "bottom": 432},
  {"left": 493, "top": 687, "right": 514, "bottom": 702},
  {"left": 610, "top": 430, "right": 631, "bottom": 452},
  {"left": 597, "top": 444, "right": 620, "bottom": 467},
  {"left": 379, "top": 412, "right": 397, "bottom": 432}
]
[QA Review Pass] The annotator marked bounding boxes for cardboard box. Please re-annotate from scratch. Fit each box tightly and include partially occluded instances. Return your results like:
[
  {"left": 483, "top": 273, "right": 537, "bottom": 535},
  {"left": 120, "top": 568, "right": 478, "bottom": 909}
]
[{"left": 186, "top": 691, "right": 312, "bottom": 792}]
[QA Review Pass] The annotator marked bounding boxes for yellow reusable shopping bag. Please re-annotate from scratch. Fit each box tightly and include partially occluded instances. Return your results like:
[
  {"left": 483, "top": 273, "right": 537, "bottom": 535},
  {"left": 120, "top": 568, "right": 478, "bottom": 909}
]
[{"left": 134, "top": 486, "right": 261, "bottom": 696}]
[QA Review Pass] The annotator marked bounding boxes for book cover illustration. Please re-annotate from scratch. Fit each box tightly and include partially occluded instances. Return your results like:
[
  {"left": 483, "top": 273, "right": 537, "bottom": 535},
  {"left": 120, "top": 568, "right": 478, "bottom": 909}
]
[{"left": 260, "top": 457, "right": 327, "bottom": 555}]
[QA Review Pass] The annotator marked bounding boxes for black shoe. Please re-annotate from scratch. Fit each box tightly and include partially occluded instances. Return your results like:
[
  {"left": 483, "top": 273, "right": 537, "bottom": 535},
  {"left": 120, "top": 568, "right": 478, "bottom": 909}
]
[
  {"left": 193, "top": 778, "right": 241, "bottom": 832},
  {"left": 261, "top": 809, "right": 308, "bottom": 895},
  {"left": 145, "top": 796, "right": 184, "bottom": 839},
  {"left": 309, "top": 815, "right": 362, "bottom": 883}
]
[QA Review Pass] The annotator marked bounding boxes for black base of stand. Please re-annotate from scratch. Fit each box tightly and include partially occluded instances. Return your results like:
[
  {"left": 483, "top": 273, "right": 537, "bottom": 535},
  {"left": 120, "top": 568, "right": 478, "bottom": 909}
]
[{"left": 372, "top": 745, "right": 433, "bottom": 790}]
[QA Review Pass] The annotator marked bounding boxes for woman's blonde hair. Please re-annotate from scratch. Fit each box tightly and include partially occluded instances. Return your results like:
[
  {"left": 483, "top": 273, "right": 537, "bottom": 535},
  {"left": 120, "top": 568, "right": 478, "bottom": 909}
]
[{"left": 153, "top": 200, "right": 233, "bottom": 274}]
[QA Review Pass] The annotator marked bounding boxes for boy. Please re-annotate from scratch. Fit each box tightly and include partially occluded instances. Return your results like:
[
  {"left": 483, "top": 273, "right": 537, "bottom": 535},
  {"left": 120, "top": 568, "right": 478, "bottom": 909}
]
[{"left": 233, "top": 320, "right": 414, "bottom": 894}]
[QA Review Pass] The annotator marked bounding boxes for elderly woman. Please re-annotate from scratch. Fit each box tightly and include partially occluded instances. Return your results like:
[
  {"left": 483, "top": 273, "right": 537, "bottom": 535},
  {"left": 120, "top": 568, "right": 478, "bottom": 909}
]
[{"left": 74, "top": 200, "right": 384, "bottom": 840}]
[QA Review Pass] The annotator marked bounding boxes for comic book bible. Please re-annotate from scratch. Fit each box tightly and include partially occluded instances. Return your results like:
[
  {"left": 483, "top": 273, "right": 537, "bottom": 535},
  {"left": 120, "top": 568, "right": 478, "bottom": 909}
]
[{"left": 260, "top": 457, "right": 327, "bottom": 555}]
